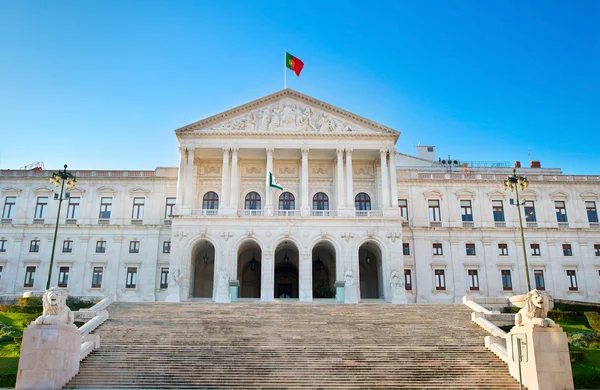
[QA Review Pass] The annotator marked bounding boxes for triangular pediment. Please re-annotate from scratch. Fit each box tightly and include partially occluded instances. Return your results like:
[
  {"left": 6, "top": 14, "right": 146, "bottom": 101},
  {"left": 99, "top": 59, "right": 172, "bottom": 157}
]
[{"left": 175, "top": 89, "right": 399, "bottom": 138}]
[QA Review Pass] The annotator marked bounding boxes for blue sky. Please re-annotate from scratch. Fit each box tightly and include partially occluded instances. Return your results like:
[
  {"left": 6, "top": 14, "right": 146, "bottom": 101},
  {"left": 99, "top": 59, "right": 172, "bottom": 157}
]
[{"left": 0, "top": 0, "right": 598, "bottom": 173}]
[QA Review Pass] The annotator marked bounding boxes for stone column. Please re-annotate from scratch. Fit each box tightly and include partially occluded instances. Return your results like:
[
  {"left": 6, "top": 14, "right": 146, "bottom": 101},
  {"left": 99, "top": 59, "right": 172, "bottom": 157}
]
[
  {"left": 229, "top": 148, "right": 239, "bottom": 212},
  {"left": 299, "top": 252, "right": 312, "bottom": 301},
  {"left": 301, "top": 148, "right": 310, "bottom": 216},
  {"left": 220, "top": 148, "right": 230, "bottom": 209},
  {"left": 345, "top": 148, "right": 354, "bottom": 209},
  {"left": 184, "top": 148, "right": 195, "bottom": 207},
  {"left": 336, "top": 148, "right": 345, "bottom": 210},
  {"left": 264, "top": 148, "right": 274, "bottom": 216},
  {"left": 176, "top": 147, "right": 186, "bottom": 207},
  {"left": 261, "top": 251, "right": 274, "bottom": 302},
  {"left": 389, "top": 151, "right": 398, "bottom": 208},
  {"left": 380, "top": 149, "right": 390, "bottom": 208}
]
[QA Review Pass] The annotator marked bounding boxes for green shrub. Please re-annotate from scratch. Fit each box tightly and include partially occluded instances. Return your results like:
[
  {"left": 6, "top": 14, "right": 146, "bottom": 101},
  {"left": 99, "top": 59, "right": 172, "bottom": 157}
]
[
  {"left": 568, "top": 332, "right": 596, "bottom": 348},
  {"left": 585, "top": 312, "right": 600, "bottom": 332},
  {"left": 0, "top": 304, "right": 12, "bottom": 312},
  {"left": 0, "top": 374, "right": 16, "bottom": 388},
  {"left": 570, "top": 351, "right": 586, "bottom": 364},
  {"left": 66, "top": 297, "right": 94, "bottom": 311},
  {"left": 548, "top": 310, "right": 577, "bottom": 321},
  {"left": 588, "top": 341, "right": 600, "bottom": 350},
  {"left": 573, "top": 373, "right": 600, "bottom": 389},
  {"left": 502, "top": 306, "right": 519, "bottom": 314},
  {"left": 17, "top": 296, "right": 42, "bottom": 306},
  {"left": 554, "top": 302, "right": 600, "bottom": 315}
]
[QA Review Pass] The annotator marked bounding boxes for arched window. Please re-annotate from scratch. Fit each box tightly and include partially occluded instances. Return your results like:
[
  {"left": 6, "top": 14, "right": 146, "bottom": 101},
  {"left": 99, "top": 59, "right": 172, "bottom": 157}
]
[
  {"left": 202, "top": 191, "right": 219, "bottom": 209},
  {"left": 312, "top": 192, "right": 329, "bottom": 210},
  {"left": 355, "top": 193, "right": 371, "bottom": 211},
  {"left": 279, "top": 192, "right": 295, "bottom": 210},
  {"left": 245, "top": 192, "right": 261, "bottom": 210}
]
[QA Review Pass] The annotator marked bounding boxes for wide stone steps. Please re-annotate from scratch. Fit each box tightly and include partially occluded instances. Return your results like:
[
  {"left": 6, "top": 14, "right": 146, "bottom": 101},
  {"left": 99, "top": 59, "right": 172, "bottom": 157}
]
[{"left": 66, "top": 303, "right": 520, "bottom": 389}]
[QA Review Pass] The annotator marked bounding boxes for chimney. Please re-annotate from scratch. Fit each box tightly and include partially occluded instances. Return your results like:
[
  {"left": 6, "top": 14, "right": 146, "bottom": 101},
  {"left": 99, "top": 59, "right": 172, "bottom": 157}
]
[{"left": 530, "top": 161, "right": 541, "bottom": 168}]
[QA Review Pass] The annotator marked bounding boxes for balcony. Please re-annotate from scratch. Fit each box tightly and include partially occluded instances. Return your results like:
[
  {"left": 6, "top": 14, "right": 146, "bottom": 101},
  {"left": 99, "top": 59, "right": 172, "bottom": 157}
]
[
  {"left": 239, "top": 209, "right": 263, "bottom": 217},
  {"left": 494, "top": 221, "right": 506, "bottom": 228},
  {"left": 462, "top": 221, "right": 474, "bottom": 228},
  {"left": 356, "top": 210, "right": 383, "bottom": 217},
  {"left": 311, "top": 210, "right": 337, "bottom": 217},
  {"left": 526, "top": 222, "right": 538, "bottom": 228},
  {"left": 430, "top": 221, "right": 442, "bottom": 228},
  {"left": 558, "top": 222, "right": 570, "bottom": 229},
  {"left": 401, "top": 221, "right": 409, "bottom": 227},
  {"left": 65, "top": 219, "right": 77, "bottom": 225},
  {"left": 1, "top": 218, "right": 12, "bottom": 224},
  {"left": 191, "top": 209, "right": 219, "bottom": 216},
  {"left": 131, "top": 219, "right": 143, "bottom": 225},
  {"left": 590, "top": 222, "right": 600, "bottom": 229},
  {"left": 98, "top": 218, "right": 110, "bottom": 225},
  {"left": 163, "top": 219, "right": 172, "bottom": 226},
  {"left": 276, "top": 210, "right": 300, "bottom": 217},
  {"left": 32, "top": 218, "right": 45, "bottom": 225}
]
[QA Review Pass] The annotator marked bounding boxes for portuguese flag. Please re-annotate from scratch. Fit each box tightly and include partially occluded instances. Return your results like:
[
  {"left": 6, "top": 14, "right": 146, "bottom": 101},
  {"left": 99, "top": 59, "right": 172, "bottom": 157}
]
[{"left": 286, "top": 52, "right": 304, "bottom": 77}]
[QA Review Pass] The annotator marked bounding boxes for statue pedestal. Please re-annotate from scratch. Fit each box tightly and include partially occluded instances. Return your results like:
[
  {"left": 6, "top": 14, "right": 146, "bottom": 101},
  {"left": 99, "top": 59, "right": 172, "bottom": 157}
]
[
  {"left": 16, "top": 323, "right": 81, "bottom": 390},
  {"left": 344, "top": 284, "right": 359, "bottom": 303},
  {"left": 390, "top": 288, "right": 407, "bottom": 304},
  {"left": 506, "top": 324, "right": 573, "bottom": 390}
]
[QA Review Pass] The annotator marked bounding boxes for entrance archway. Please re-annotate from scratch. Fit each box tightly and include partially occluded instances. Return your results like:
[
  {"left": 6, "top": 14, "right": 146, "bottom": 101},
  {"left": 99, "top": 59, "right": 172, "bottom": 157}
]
[
  {"left": 237, "top": 241, "right": 262, "bottom": 298},
  {"left": 312, "top": 241, "right": 336, "bottom": 298},
  {"left": 358, "top": 241, "right": 383, "bottom": 299},
  {"left": 192, "top": 240, "right": 216, "bottom": 298},
  {"left": 274, "top": 241, "right": 299, "bottom": 298}
]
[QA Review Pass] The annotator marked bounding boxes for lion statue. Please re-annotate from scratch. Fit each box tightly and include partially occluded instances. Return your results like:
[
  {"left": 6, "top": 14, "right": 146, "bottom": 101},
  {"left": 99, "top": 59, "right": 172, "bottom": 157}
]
[
  {"left": 35, "top": 286, "right": 74, "bottom": 325},
  {"left": 515, "top": 289, "right": 555, "bottom": 328}
]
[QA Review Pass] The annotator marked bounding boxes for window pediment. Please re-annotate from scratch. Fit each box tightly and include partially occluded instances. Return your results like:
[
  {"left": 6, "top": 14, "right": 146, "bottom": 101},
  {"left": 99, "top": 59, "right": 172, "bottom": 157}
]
[
  {"left": 550, "top": 191, "right": 569, "bottom": 201},
  {"left": 580, "top": 191, "right": 599, "bottom": 201},
  {"left": 1, "top": 186, "right": 22, "bottom": 196},
  {"left": 423, "top": 189, "right": 443, "bottom": 200},
  {"left": 67, "top": 187, "right": 85, "bottom": 197},
  {"left": 129, "top": 187, "right": 150, "bottom": 196},
  {"left": 520, "top": 189, "right": 538, "bottom": 200},
  {"left": 455, "top": 189, "right": 475, "bottom": 200},
  {"left": 33, "top": 185, "right": 53, "bottom": 195},
  {"left": 487, "top": 190, "right": 506, "bottom": 200},
  {"left": 97, "top": 186, "right": 117, "bottom": 195}
]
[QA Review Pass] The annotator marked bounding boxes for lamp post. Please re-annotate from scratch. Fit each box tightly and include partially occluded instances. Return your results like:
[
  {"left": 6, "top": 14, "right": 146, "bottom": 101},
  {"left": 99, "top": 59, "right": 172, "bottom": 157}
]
[
  {"left": 503, "top": 168, "right": 531, "bottom": 291},
  {"left": 47, "top": 164, "right": 77, "bottom": 290}
]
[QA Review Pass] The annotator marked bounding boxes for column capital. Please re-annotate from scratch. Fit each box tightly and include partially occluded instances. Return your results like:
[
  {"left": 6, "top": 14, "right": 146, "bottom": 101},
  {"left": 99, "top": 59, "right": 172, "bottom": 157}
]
[
  {"left": 222, "top": 147, "right": 231, "bottom": 153},
  {"left": 301, "top": 148, "right": 309, "bottom": 155},
  {"left": 336, "top": 148, "right": 345, "bottom": 155},
  {"left": 186, "top": 147, "right": 196, "bottom": 153},
  {"left": 231, "top": 148, "right": 239, "bottom": 153},
  {"left": 345, "top": 148, "right": 353, "bottom": 154},
  {"left": 266, "top": 148, "right": 274, "bottom": 154},
  {"left": 380, "top": 148, "right": 389, "bottom": 155}
]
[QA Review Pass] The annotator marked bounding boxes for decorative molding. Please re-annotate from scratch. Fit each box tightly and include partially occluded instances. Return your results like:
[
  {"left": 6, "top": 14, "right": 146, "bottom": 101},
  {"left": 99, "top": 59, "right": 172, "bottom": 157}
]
[
  {"left": 455, "top": 189, "right": 476, "bottom": 200},
  {"left": 129, "top": 187, "right": 150, "bottom": 196},
  {"left": 221, "top": 232, "right": 233, "bottom": 241},
  {"left": 1, "top": 186, "right": 22, "bottom": 196},
  {"left": 387, "top": 232, "right": 401, "bottom": 243},
  {"left": 175, "top": 231, "right": 187, "bottom": 241},
  {"left": 341, "top": 233, "right": 354, "bottom": 242},
  {"left": 580, "top": 191, "right": 600, "bottom": 201},
  {"left": 424, "top": 189, "right": 443, "bottom": 200}
]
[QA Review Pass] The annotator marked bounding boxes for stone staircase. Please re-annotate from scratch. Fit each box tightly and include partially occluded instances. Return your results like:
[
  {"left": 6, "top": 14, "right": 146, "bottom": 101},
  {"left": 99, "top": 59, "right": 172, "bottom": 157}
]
[{"left": 66, "top": 303, "right": 521, "bottom": 389}]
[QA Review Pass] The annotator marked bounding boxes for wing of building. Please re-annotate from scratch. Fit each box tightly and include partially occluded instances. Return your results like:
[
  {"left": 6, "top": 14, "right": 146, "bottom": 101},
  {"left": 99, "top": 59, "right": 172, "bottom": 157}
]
[{"left": 1, "top": 88, "right": 599, "bottom": 303}]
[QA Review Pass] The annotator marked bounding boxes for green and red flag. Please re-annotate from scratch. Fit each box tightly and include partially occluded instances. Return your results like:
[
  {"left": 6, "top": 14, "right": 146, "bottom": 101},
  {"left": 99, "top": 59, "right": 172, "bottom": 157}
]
[{"left": 286, "top": 52, "right": 304, "bottom": 77}]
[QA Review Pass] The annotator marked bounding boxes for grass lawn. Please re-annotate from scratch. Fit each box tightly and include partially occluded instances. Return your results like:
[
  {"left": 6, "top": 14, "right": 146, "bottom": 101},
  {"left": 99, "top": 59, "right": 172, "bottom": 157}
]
[
  {"left": 559, "top": 318, "right": 596, "bottom": 335},
  {"left": 0, "top": 312, "right": 34, "bottom": 375}
]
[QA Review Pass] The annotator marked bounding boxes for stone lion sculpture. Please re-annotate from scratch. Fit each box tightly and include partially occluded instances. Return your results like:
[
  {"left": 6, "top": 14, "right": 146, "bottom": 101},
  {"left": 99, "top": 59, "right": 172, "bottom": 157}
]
[
  {"left": 35, "top": 286, "right": 74, "bottom": 325},
  {"left": 515, "top": 289, "right": 555, "bottom": 328}
]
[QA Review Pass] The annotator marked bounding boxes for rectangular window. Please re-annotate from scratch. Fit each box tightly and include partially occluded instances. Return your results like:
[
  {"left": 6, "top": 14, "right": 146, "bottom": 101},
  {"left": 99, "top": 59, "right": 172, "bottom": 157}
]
[
  {"left": 524, "top": 201, "right": 536, "bottom": 222},
  {"left": 132, "top": 197, "right": 145, "bottom": 220},
  {"left": 0, "top": 266, "right": 2, "bottom": 282},
  {"left": 160, "top": 267, "right": 169, "bottom": 289},
  {"left": 29, "top": 240, "right": 40, "bottom": 252},
  {"left": 402, "top": 243, "right": 410, "bottom": 256},
  {"left": 434, "top": 269, "right": 446, "bottom": 290},
  {"left": 2, "top": 196, "right": 16, "bottom": 219},
  {"left": 595, "top": 244, "right": 600, "bottom": 257},
  {"left": 534, "top": 270, "right": 545, "bottom": 290},
  {"left": 562, "top": 244, "right": 573, "bottom": 256},
  {"left": 163, "top": 241, "right": 171, "bottom": 254},
  {"left": 91, "top": 267, "right": 103, "bottom": 288},
  {"left": 58, "top": 266, "right": 69, "bottom": 287},
  {"left": 586, "top": 201, "right": 598, "bottom": 223},
  {"left": 567, "top": 270, "right": 578, "bottom": 291},
  {"left": 465, "top": 243, "right": 476, "bottom": 256},
  {"left": 555, "top": 201, "right": 568, "bottom": 222},
  {"left": 498, "top": 243, "right": 508, "bottom": 256},
  {"left": 66, "top": 197, "right": 80, "bottom": 219},
  {"left": 404, "top": 269, "right": 412, "bottom": 291},
  {"left": 460, "top": 200, "right": 473, "bottom": 222},
  {"left": 96, "top": 240, "right": 106, "bottom": 253},
  {"left": 0, "top": 239, "right": 6, "bottom": 252},
  {"left": 165, "top": 198, "right": 176, "bottom": 219},
  {"left": 428, "top": 200, "right": 441, "bottom": 221},
  {"left": 492, "top": 200, "right": 505, "bottom": 222},
  {"left": 99, "top": 197, "right": 112, "bottom": 219},
  {"left": 398, "top": 199, "right": 408, "bottom": 220},
  {"left": 468, "top": 269, "right": 479, "bottom": 291},
  {"left": 433, "top": 243, "right": 443, "bottom": 256},
  {"left": 62, "top": 240, "right": 73, "bottom": 253},
  {"left": 34, "top": 197, "right": 48, "bottom": 219},
  {"left": 501, "top": 270, "right": 513, "bottom": 291},
  {"left": 126, "top": 267, "right": 137, "bottom": 288},
  {"left": 24, "top": 266, "right": 36, "bottom": 287},
  {"left": 530, "top": 243, "right": 541, "bottom": 256},
  {"left": 129, "top": 241, "right": 140, "bottom": 254}
]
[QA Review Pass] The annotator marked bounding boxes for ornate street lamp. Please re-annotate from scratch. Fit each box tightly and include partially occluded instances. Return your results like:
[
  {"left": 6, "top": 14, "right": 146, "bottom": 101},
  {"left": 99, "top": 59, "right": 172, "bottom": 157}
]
[
  {"left": 47, "top": 164, "right": 77, "bottom": 290},
  {"left": 503, "top": 168, "right": 531, "bottom": 291}
]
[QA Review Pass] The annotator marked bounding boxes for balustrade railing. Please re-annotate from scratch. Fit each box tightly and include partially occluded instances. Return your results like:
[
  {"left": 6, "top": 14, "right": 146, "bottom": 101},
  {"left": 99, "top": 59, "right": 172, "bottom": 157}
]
[
  {"left": 276, "top": 210, "right": 300, "bottom": 217},
  {"left": 311, "top": 210, "right": 337, "bottom": 217},
  {"left": 239, "top": 209, "right": 263, "bottom": 217}
]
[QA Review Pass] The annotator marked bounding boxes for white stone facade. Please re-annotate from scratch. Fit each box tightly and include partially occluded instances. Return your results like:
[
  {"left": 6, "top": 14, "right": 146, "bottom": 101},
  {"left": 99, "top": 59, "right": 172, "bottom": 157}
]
[{"left": 1, "top": 89, "right": 599, "bottom": 303}]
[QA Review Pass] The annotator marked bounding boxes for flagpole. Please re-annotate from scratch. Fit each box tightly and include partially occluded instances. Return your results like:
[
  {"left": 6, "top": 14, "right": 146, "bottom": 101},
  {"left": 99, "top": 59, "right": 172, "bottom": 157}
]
[{"left": 284, "top": 49, "right": 287, "bottom": 89}]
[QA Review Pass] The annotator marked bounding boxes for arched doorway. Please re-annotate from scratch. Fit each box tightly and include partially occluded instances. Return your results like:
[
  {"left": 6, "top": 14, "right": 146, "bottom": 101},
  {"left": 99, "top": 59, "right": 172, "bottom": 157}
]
[
  {"left": 191, "top": 240, "right": 216, "bottom": 298},
  {"left": 237, "top": 241, "right": 262, "bottom": 298},
  {"left": 358, "top": 241, "right": 382, "bottom": 299},
  {"left": 274, "top": 241, "right": 299, "bottom": 298},
  {"left": 312, "top": 242, "right": 336, "bottom": 299}
]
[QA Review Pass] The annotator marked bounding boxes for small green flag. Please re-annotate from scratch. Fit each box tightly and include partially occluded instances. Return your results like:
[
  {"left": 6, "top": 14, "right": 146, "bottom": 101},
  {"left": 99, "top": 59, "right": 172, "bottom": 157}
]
[{"left": 269, "top": 172, "right": 283, "bottom": 190}]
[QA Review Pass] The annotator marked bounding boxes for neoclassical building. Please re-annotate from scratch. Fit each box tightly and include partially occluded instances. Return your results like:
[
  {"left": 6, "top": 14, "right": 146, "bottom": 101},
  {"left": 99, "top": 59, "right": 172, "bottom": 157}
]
[{"left": 1, "top": 89, "right": 599, "bottom": 304}]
